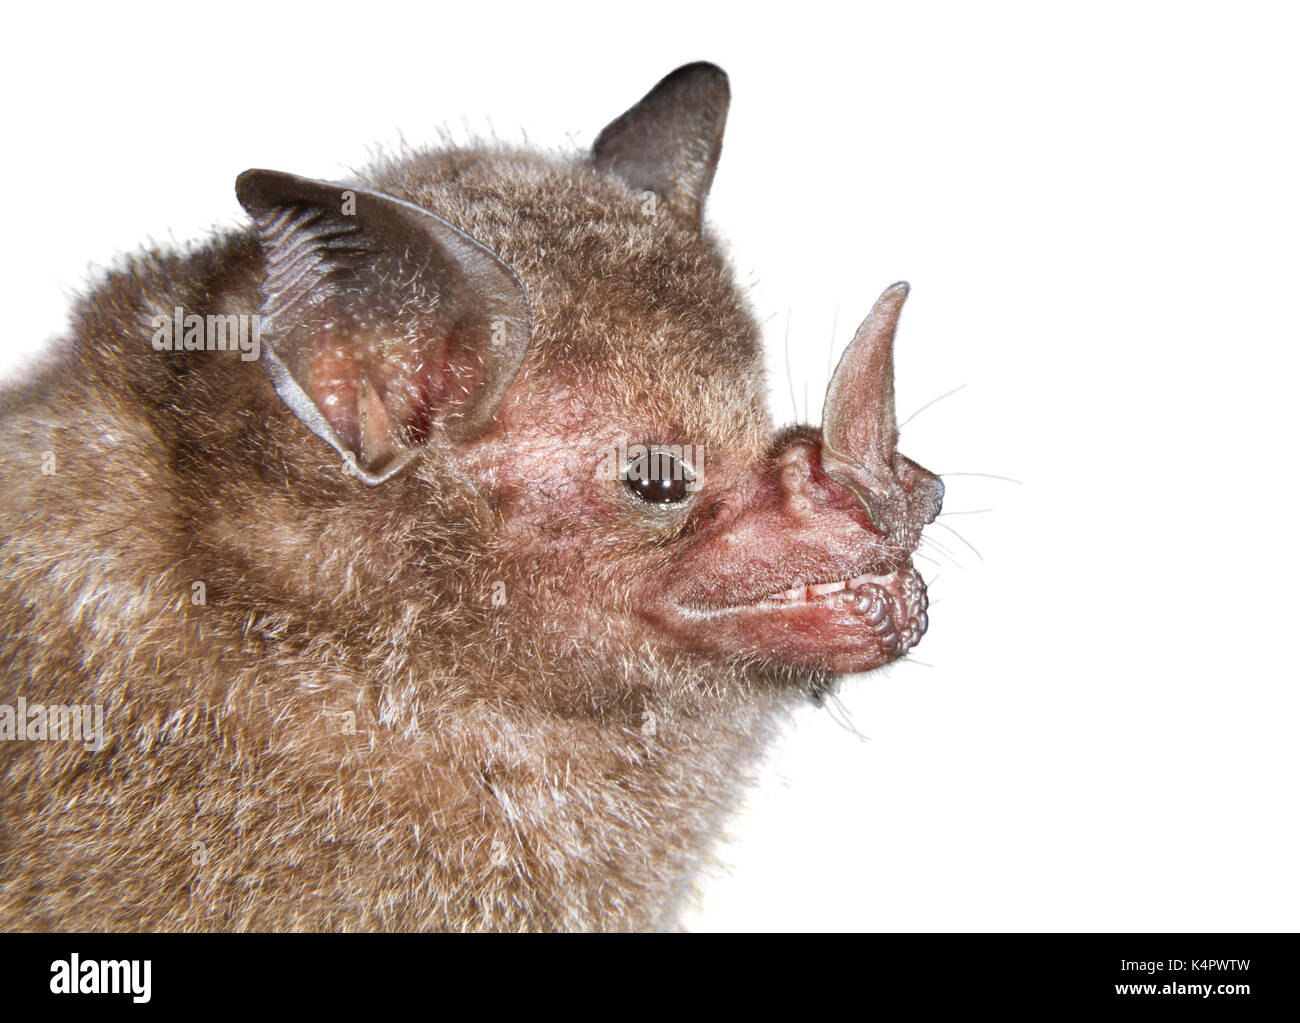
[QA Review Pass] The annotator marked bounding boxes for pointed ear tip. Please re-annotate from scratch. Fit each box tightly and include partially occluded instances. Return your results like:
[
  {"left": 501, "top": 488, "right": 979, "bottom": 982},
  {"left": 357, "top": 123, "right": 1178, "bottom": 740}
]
[
  {"left": 663, "top": 61, "right": 730, "bottom": 102},
  {"left": 859, "top": 281, "right": 910, "bottom": 309},
  {"left": 871, "top": 281, "right": 911, "bottom": 311},
  {"left": 235, "top": 168, "right": 280, "bottom": 206},
  {"left": 672, "top": 61, "right": 728, "bottom": 83}
]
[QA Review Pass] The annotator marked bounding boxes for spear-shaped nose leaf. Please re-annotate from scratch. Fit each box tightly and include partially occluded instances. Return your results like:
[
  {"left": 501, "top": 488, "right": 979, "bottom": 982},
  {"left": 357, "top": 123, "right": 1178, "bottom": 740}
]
[{"left": 821, "top": 282, "right": 909, "bottom": 532}]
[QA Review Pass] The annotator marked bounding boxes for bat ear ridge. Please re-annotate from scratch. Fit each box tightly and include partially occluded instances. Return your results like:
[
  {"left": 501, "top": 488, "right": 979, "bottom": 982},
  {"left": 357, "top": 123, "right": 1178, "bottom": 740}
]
[
  {"left": 590, "top": 62, "right": 730, "bottom": 228},
  {"left": 235, "top": 169, "right": 533, "bottom": 484}
]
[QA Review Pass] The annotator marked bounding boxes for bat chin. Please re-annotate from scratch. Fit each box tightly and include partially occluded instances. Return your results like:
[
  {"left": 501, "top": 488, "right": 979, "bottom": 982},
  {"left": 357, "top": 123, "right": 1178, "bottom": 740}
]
[{"left": 646, "top": 565, "right": 930, "bottom": 675}]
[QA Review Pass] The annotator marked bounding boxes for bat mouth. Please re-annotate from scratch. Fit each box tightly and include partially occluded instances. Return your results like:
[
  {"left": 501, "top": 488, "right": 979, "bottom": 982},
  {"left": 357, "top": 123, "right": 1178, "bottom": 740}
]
[
  {"left": 657, "top": 564, "right": 930, "bottom": 673},
  {"left": 758, "top": 568, "right": 916, "bottom": 610},
  {"left": 725, "top": 566, "right": 928, "bottom": 654}
]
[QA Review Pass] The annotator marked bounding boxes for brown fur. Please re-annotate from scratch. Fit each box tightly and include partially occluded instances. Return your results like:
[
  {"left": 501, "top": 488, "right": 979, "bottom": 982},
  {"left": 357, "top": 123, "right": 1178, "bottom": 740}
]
[{"left": 0, "top": 65, "right": 939, "bottom": 931}]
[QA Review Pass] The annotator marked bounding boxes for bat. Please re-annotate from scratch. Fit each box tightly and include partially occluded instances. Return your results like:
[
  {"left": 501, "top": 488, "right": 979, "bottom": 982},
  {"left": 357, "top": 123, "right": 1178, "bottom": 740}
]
[{"left": 0, "top": 62, "right": 943, "bottom": 931}]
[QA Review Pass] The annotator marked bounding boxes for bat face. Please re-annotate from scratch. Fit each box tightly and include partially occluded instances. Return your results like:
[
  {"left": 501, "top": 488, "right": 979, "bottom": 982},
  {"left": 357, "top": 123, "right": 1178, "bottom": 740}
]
[
  {"left": 619, "top": 279, "right": 944, "bottom": 677},
  {"left": 231, "top": 63, "right": 943, "bottom": 687},
  {"left": 461, "top": 271, "right": 941, "bottom": 680},
  {"left": 477, "top": 287, "right": 943, "bottom": 679}
]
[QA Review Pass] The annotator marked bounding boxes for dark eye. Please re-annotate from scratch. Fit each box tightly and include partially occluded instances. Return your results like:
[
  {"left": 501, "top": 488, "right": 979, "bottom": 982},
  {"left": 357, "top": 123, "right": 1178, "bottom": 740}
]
[{"left": 625, "top": 449, "right": 693, "bottom": 504}]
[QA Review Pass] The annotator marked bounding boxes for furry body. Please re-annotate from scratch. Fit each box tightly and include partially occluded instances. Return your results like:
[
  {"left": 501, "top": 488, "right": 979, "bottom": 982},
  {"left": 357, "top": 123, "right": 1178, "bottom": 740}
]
[{"left": 0, "top": 65, "right": 940, "bottom": 930}]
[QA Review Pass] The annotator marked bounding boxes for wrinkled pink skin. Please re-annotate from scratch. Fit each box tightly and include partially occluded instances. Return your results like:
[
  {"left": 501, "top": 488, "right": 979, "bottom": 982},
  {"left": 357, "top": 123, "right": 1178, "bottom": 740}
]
[
  {"left": 641, "top": 285, "right": 944, "bottom": 676},
  {"left": 485, "top": 284, "right": 944, "bottom": 681},
  {"left": 640, "top": 428, "right": 942, "bottom": 675}
]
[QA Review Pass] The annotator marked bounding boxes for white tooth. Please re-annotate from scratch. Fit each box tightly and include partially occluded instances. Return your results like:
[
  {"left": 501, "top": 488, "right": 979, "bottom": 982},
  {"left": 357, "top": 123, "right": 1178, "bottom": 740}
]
[
  {"left": 808, "top": 580, "right": 847, "bottom": 597},
  {"left": 849, "top": 572, "right": 896, "bottom": 590}
]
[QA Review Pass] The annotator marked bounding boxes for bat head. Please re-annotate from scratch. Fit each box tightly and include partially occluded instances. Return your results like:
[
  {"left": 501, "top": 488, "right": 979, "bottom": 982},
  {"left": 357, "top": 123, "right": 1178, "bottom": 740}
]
[{"left": 233, "top": 63, "right": 942, "bottom": 688}]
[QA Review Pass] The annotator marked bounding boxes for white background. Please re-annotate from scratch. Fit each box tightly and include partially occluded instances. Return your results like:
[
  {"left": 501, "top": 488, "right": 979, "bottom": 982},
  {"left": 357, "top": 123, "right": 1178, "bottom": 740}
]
[{"left": 3, "top": 2, "right": 1296, "bottom": 931}]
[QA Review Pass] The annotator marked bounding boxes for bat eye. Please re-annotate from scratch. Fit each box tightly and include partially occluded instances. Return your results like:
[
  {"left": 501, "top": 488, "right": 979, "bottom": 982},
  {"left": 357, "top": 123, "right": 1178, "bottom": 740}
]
[{"left": 625, "top": 448, "right": 693, "bottom": 504}]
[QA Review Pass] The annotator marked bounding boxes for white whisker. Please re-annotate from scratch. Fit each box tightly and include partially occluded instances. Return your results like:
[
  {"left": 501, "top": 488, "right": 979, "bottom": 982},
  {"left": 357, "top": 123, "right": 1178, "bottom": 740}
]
[
  {"left": 933, "top": 521, "right": 984, "bottom": 562},
  {"left": 783, "top": 310, "right": 798, "bottom": 423},
  {"left": 900, "top": 382, "right": 968, "bottom": 429},
  {"left": 939, "top": 472, "right": 1022, "bottom": 485}
]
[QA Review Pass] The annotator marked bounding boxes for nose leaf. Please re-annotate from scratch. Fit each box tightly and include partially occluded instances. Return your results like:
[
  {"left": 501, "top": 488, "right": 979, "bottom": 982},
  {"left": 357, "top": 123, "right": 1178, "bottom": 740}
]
[
  {"left": 821, "top": 282, "right": 910, "bottom": 534},
  {"left": 823, "top": 281, "right": 906, "bottom": 468}
]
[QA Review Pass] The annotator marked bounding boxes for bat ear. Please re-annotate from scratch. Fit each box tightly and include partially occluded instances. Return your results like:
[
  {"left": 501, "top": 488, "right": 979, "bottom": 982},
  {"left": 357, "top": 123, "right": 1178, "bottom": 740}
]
[
  {"left": 235, "top": 169, "right": 532, "bottom": 484},
  {"left": 590, "top": 62, "right": 729, "bottom": 227}
]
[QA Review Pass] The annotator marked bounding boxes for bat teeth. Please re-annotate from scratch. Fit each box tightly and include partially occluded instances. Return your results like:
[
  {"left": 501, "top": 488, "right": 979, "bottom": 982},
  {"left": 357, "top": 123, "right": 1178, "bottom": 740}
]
[
  {"left": 763, "top": 571, "right": 921, "bottom": 610},
  {"left": 847, "top": 572, "right": 894, "bottom": 590},
  {"left": 766, "top": 578, "right": 852, "bottom": 602}
]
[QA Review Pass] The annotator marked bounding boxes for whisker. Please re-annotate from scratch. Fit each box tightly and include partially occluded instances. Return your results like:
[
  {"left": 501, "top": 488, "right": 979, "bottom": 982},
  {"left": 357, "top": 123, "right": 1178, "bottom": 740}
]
[
  {"left": 827, "top": 306, "right": 839, "bottom": 385},
  {"left": 783, "top": 310, "right": 798, "bottom": 423},
  {"left": 940, "top": 472, "right": 1023, "bottom": 485},
  {"left": 899, "top": 382, "right": 968, "bottom": 430},
  {"left": 918, "top": 537, "right": 963, "bottom": 572},
  {"left": 940, "top": 508, "right": 993, "bottom": 516},
  {"left": 933, "top": 521, "right": 984, "bottom": 562},
  {"left": 920, "top": 534, "right": 964, "bottom": 567},
  {"left": 822, "top": 690, "right": 870, "bottom": 743}
]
